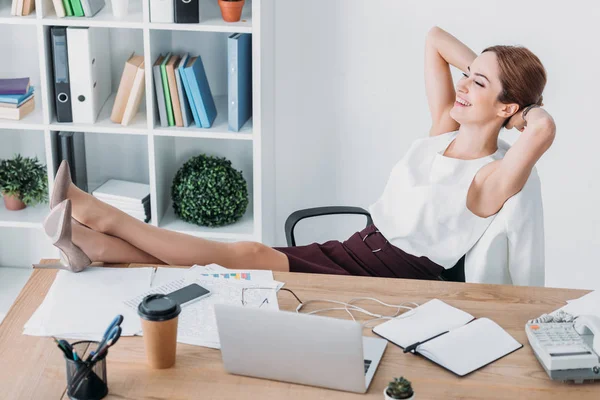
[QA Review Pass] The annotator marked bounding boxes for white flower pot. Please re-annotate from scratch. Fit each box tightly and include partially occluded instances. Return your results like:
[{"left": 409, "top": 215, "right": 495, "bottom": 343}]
[{"left": 383, "top": 387, "right": 415, "bottom": 400}]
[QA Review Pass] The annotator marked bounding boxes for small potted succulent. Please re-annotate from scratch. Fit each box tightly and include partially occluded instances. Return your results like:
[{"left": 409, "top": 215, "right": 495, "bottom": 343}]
[
  {"left": 218, "top": 0, "right": 245, "bottom": 22},
  {"left": 0, "top": 154, "right": 48, "bottom": 211},
  {"left": 384, "top": 377, "right": 414, "bottom": 400}
]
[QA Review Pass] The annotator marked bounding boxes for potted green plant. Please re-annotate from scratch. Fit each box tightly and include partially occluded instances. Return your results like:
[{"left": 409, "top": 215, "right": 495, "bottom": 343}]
[
  {"left": 218, "top": 0, "right": 245, "bottom": 22},
  {"left": 0, "top": 155, "right": 48, "bottom": 211},
  {"left": 171, "top": 154, "right": 249, "bottom": 227},
  {"left": 384, "top": 377, "right": 414, "bottom": 400}
]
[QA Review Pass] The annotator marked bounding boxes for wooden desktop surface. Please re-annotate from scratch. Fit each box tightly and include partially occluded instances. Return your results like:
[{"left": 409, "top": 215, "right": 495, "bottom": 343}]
[{"left": 0, "top": 260, "right": 599, "bottom": 399}]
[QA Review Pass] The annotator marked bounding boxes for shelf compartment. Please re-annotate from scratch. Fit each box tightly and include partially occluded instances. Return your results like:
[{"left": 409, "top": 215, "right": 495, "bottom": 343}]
[
  {"left": 152, "top": 95, "right": 252, "bottom": 139},
  {"left": 148, "top": 30, "right": 252, "bottom": 138},
  {"left": 153, "top": 135, "right": 255, "bottom": 240},
  {"left": 0, "top": 200, "right": 48, "bottom": 228},
  {"left": 0, "top": 228, "right": 57, "bottom": 267},
  {"left": 49, "top": 130, "right": 151, "bottom": 194},
  {"left": 43, "top": 27, "right": 148, "bottom": 134},
  {"left": 0, "top": 3, "right": 37, "bottom": 24},
  {"left": 41, "top": 0, "right": 143, "bottom": 28},
  {"left": 148, "top": 0, "right": 252, "bottom": 33}
]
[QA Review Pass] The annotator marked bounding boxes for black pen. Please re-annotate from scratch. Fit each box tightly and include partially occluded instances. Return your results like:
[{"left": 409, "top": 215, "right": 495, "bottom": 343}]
[{"left": 403, "top": 330, "right": 449, "bottom": 353}]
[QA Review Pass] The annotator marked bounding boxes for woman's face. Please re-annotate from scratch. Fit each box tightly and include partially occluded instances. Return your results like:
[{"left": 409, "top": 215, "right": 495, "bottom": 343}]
[{"left": 449, "top": 51, "right": 517, "bottom": 126}]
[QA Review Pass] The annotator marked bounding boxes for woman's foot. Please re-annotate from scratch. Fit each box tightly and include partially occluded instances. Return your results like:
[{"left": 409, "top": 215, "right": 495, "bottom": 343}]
[
  {"left": 51, "top": 160, "right": 118, "bottom": 233},
  {"left": 42, "top": 199, "right": 92, "bottom": 273}
]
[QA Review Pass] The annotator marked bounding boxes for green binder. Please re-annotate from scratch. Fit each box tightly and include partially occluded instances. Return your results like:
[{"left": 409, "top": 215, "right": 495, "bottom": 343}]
[
  {"left": 70, "top": 0, "right": 85, "bottom": 16},
  {"left": 160, "top": 53, "right": 174, "bottom": 127},
  {"left": 62, "top": 0, "right": 73, "bottom": 16}
]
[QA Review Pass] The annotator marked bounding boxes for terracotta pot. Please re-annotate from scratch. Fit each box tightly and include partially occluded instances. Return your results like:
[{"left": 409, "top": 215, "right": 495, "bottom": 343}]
[
  {"left": 3, "top": 193, "right": 26, "bottom": 211},
  {"left": 218, "top": 0, "right": 245, "bottom": 22}
]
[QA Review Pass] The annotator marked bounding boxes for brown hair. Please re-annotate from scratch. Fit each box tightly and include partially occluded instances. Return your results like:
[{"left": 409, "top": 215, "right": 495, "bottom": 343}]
[{"left": 482, "top": 45, "right": 547, "bottom": 127}]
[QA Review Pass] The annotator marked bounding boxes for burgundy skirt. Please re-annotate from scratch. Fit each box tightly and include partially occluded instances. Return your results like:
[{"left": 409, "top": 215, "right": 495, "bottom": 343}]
[{"left": 273, "top": 224, "right": 445, "bottom": 280}]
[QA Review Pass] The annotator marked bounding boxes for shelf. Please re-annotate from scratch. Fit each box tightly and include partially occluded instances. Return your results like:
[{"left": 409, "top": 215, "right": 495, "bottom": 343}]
[
  {"left": 0, "top": 97, "right": 45, "bottom": 130},
  {"left": 49, "top": 93, "right": 148, "bottom": 135},
  {"left": 160, "top": 202, "right": 254, "bottom": 241},
  {"left": 0, "top": 4, "right": 37, "bottom": 25},
  {"left": 0, "top": 200, "right": 47, "bottom": 229},
  {"left": 153, "top": 95, "right": 252, "bottom": 139},
  {"left": 42, "top": 1, "right": 143, "bottom": 29},
  {"left": 149, "top": 12, "right": 252, "bottom": 33}
]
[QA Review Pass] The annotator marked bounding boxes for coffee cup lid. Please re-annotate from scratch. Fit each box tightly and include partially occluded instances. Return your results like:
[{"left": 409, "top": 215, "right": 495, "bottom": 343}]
[{"left": 138, "top": 294, "right": 181, "bottom": 322}]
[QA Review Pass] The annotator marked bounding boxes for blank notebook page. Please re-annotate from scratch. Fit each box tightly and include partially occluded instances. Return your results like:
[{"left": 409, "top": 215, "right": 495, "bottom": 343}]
[
  {"left": 373, "top": 299, "right": 475, "bottom": 348},
  {"left": 417, "top": 318, "right": 522, "bottom": 376}
]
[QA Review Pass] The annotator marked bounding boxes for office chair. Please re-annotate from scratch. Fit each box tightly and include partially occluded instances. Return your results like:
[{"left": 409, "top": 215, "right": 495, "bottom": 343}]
[{"left": 284, "top": 206, "right": 465, "bottom": 282}]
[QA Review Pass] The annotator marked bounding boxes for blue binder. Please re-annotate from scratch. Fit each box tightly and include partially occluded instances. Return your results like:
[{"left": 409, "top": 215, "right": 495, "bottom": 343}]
[
  {"left": 183, "top": 56, "right": 217, "bottom": 128},
  {"left": 228, "top": 33, "right": 252, "bottom": 132}
]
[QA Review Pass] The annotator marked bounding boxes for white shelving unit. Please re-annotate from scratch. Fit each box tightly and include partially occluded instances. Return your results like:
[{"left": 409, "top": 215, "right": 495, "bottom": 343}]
[{"left": 0, "top": 0, "right": 276, "bottom": 272}]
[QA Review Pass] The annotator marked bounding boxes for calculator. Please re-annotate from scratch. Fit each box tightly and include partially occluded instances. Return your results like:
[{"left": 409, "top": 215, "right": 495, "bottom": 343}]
[{"left": 525, "top": 321, "right": 600, "bottom": 383}]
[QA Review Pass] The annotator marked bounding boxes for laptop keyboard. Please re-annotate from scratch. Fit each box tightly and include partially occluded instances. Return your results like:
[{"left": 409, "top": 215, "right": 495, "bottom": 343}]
[{"left": 364, "top": 359, "right": 372, "bottom": 374}]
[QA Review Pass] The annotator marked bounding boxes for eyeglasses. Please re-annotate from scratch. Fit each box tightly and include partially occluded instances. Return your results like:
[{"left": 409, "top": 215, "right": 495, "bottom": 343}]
[{"left": 241, "top": 287, "right": 303, "bottom": 308}]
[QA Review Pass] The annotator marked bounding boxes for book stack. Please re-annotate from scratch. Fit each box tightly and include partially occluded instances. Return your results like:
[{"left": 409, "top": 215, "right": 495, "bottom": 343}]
[
  {"left": 92, "top": 179, "right": 151, "bottom": 223},
  {"left": 10, "top": 0, "right": 35, "bottom": 16},
  {"left": 153, "top": 53, "right": 217, "bottom": 129},
  {"left": 0, "top": 78, "right": 35, "bottom": 121},
  {"left": 111, "top": 54, "right": 146, "bottom": 126},
  {"left": 50, "top": 0, "right": 105, "bottom": 18}
]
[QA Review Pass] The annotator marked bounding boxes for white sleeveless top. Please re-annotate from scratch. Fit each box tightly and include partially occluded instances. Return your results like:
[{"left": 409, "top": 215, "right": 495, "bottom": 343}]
[{"left": 368, "top": 131, "right": 503, "bottom": 269}]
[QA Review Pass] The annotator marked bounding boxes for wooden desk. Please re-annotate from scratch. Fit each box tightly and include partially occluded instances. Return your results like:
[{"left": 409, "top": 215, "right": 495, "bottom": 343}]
[{"left": 1, "top": 260, "right": 599, "bottom": 399}]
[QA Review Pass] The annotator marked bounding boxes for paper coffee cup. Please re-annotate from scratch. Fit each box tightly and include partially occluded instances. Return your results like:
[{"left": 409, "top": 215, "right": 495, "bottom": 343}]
[
  {"left": 138, "top": 294, "right": 181, "bottom": 369},
  {"left": 111, "top": 0, "right": 129, "bottom": 19}
]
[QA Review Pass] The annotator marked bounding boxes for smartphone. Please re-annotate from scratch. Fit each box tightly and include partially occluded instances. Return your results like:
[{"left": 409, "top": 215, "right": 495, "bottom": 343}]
[{"left": 166, "top": 283, "right": 211, "bottom": 306}]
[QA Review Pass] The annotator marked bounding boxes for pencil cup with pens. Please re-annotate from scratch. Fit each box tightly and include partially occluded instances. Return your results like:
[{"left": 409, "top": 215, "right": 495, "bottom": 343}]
[{"left": 55, "top": 315, "right": 123, "bottom": 400}]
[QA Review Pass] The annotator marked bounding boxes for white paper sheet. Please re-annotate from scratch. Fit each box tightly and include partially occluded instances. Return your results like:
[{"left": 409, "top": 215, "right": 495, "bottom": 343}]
[
  {"left": 24, "top": 267, "right": 153, "bottom": 340},
  {"left": 558, "top": 291, "right": 600, "bottom": 319}
]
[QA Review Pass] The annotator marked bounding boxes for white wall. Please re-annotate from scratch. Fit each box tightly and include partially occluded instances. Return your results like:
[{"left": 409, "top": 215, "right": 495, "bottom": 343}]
[{"left": 272, "top": 0, "right": 600, "bottom": 290}]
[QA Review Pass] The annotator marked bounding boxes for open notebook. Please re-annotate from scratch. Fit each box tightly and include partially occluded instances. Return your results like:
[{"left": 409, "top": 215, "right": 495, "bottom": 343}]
[{"left": 372, "top": 299, "right": 522, "bottom": 376}]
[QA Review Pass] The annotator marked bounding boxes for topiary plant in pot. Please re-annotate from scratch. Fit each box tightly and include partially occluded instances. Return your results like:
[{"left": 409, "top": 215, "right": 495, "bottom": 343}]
[
  {"left": 171, "top": 154, "right": 249, "bottom": 227},
  {"left": 0, "top": 154, "right": 48, "bottom": 211},
  {"left": 384, "top": 376, "right": 414, "bottom": 400},
  {"left": 218, "top": 0, "right": 245, "bottom": 22}
]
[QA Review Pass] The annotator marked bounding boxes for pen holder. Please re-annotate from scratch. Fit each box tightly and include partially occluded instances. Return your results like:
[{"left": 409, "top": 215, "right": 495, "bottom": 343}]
[{"left": 64, "top": 341, "right": 108, "bottom": 400}]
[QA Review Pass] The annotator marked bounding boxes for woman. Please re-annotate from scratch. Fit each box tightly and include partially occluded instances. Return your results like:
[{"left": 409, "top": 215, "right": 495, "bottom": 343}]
[{"left": 43, "top": 26, "right": 555, "bottom": 278}]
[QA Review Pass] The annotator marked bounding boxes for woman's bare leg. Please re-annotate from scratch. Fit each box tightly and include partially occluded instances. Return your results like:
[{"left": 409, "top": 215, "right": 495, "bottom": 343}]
[
  {"left": 73, "top": 222, "right": 165, "bottom": 265},
  {"left": 66, "top": 184, "right": 289, "bottom": 271}
]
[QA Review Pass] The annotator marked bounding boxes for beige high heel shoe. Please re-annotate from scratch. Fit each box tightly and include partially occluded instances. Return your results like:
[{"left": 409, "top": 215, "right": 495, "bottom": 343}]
[
  {"left": 42, "top": 199, "right": 91, "bottom": 273},
  {"left": 50, "top": 160, "right": 72, "bottom": 209}
]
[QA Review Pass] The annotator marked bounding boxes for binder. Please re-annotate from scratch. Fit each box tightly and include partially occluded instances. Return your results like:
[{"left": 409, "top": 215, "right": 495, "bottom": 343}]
[
  {"left": 174, "top": 0, "right": 199, "bottom": 23},
  {"left": 80, "top": 0, "right": 105, "bottom": 17},
  {"left": 149, "top": 0, "right": 173, "bottom": 23},
  {"left": 179, "top": 57, "right": 201, "bottom": 127},
  {"left": 228, "top": 33, "right": 252, "bottom": 132},
  {"left": 166, "top": 55, "right": 183, "bottom": 127},
  {"left": 152, "top": 55, "right": 168, "bottom": 127},
  {"left": 174, "top": 54, "right": 192, "bottom": 127},
  {"left": 50, "top": 27, "right": 73, "bottom": 123},
  {"left": 66, "top": 27, "right": 112, "bottom": 124},
  {"left": 58, "top": 132, "right": 88, "bottom": 192},
  {"left": 183, "top": 56, "right": 217, "bottom": 128}
]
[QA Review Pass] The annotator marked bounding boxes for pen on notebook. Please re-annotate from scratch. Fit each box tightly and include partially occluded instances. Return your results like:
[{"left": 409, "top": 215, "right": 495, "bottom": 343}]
[{"left": 403, "top": 330, "right": 449, "bottom": 354}]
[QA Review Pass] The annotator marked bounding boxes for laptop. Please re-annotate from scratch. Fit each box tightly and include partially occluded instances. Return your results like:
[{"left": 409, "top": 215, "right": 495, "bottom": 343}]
[{"left": 214, "top": 304, "right": 387, "bottom": 393}]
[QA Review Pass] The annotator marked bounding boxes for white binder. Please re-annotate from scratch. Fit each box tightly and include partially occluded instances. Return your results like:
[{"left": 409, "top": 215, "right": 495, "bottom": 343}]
[
  {"left": 66, "top": 27, "right": 112, "bottom": 124},
  {"left": 150, "top": 0, "right": 174, "bottom": 23}
]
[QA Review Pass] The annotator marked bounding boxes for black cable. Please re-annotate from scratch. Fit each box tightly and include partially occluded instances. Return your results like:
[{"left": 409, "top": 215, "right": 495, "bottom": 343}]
[{"left": 279, "top": 288, "right": 303, "bottom": 305}]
